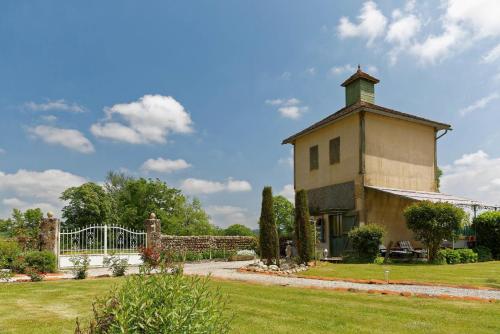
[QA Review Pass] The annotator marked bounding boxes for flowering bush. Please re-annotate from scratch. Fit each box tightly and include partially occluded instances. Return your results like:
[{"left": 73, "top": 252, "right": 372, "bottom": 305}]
[
  {"left": 70, "top": 254, "right": 90, "bottom": 279},
  {"left": 103, "top": 254, "right": 128, "bottom": 277},
  {"left": 236, "top": 250, "right": 256, "bottom": 256}
]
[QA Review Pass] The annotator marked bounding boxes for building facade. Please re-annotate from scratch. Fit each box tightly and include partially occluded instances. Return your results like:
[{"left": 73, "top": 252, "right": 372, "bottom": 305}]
[{"left": 282, "top": 67, "right": 451, "bottom": 256}]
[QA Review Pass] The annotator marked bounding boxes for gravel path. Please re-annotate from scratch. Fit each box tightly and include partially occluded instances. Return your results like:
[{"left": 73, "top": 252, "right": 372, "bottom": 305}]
[
  {"left": 182, "top": 261, "right": 500, "bottom": 301},
  {"left": 6, "top": 261, "right": 500, "bottom": 300}
]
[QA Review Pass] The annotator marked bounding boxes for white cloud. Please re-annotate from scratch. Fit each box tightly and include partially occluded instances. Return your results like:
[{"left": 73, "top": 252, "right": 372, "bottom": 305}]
[
  {"left": 330, "top": 64, "right": 356, "bottom": 75},
  {"left": 278, "top": 106, "right": 308, "bottom": 120},
  {"left": 141, "top": 158, "right": 191, "bottom": 173},
  {"left": 409, "top": 24, "right": 466, "bottom": 64},
  {"left": 91, "top": 94, "right": 193, "bottom": 144},
  {"left": 386, "top": 14, "right": 421, "bottom": 45},
  {"left": 337, "top": 1, "right": 388, "bottom": 46},
  {"left": 266, "top": 98, "right": 308, "bottom": 119},
  {"left": 206, "top": 205, "right": 255, "bottom": 228},
  {"left": 339, "top": 0, "right": 500, "bottom": 64},
  {"left": 0, "top": 169, "right": 87, "bottom": 218},
  {"left": 24, "top": 99, "right": 86, "bottom": 113},
  {"left": 180, "top": 178, "right": 252, "bottom": 195},
  {"left": 278, "top": 184, "right": 295, "bottom": 203},
  {"left": 29, "top": 125, "right": 95, "bottom": 154},
  {"left": 459, "top": 93, "right": 499, "bottom": 116},
  {"left": 441, "top": 150, "right": 500, "bottom": 205},
  {"left": 482, "top": 43, "right": 500, "bottom": 64}
]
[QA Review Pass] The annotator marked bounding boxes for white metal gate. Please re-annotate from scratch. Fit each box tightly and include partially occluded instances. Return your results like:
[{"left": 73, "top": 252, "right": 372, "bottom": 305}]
[{"left": 58, "top": 225, "right": 147, "bottom": 268}]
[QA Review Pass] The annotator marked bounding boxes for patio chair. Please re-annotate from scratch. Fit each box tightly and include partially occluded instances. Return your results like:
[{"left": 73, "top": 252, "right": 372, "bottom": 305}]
[
  {"left": 378, "top": 244, "right": 387, "bottom": 257},
  {"left": 398, "top": 240, "right": 426, "bottom": 258}
]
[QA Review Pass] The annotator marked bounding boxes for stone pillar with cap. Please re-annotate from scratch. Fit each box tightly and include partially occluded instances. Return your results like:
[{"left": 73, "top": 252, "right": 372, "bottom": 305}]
[
  {"left": 39, "top": 212, "right": 60, "bottom": 255},
  {"left": 144, "top": 212, "right": 162, "bottom": 250}
]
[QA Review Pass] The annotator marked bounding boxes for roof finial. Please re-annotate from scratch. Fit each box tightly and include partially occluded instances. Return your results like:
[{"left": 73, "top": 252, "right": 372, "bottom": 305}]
[{"left": 357, "top": 64, "right": 361, "bottom": 71}]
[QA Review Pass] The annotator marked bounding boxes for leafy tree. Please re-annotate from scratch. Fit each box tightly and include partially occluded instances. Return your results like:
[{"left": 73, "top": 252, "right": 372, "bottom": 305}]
[
  {"left": 181, "top": 198, "right": 214, "bottom": 235},
  {"left": 61, "top": 182, "right": 115, "bottom": 228},
  {"left": 436, "top": 167, "right": 443, "bottom": 191},
  {"left": 472, "top": 211, "right": 500, "bottom": 259},
  {"left": 295, "top": 190, "right": 313, "bottom": 264},
  {"left": 224, "top": 224, "right": 254, "bottom": 236},
  {"left": 3, "top": 208, "right": 44, "bottom": 250},
  {"left": 114, "top": 177, "right": 214, "bottom": 235},
  {"left": 404, "top": 201, "right": 465, "bottom": 262},
  {"left": 273, "top": 195, "right": 294, "bottom": 238},
  {"left": 259, "top": 187, "right": 279, "bottom": 266}
]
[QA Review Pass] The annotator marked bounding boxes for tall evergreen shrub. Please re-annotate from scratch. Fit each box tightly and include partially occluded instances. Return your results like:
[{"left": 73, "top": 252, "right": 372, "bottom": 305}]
[
  {"left": 295, "top": 190, "right": 313, "bottom": 264},
  {"left": 259, "top": 187, "right": 279, "bottom": 266}
]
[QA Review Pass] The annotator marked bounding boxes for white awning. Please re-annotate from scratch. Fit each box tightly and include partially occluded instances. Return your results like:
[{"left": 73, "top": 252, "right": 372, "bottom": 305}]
[{"left": 366, "top": 186, "right": 499, "bottom": 209}]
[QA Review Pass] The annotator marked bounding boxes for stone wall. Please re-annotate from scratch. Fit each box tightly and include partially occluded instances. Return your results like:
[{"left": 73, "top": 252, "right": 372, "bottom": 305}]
[{"left": 160, "top": 235, "right": 256, "bottom": 252}]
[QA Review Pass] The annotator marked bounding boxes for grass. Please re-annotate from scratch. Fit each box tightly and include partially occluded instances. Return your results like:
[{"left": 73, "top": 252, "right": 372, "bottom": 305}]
[
  {"left": 301, "top": 261, "right": 500, "bottom": 289},
  {"left": 0, "top": 277, "right": 499, "bottom": 333}
]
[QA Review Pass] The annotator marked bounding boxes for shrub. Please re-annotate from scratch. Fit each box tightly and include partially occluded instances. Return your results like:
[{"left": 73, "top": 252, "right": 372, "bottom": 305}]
[
  {"left": 24, "top": 251, "right": 56, "bottom": 273},
  {"left": 70, "top": 254, "right": 90, "bottom": 279},
  {"left": 103, "top": 254, "right": 128, "bottom": 277},
  {"left": 295, "top": 189, "right": 313, "bottom": 264},
  {"left": 139, "top": 246, "right": 161, "bottom": 268},
  {"left": 437, "top": 248, "right": 478, "bottom": 264},
  {"left": 11, "top": 255, "right": 27, "bottom": 273},
  {"left": 457, "top": 248, "right": 478, "bottom": 263},
  {"left": 0, "top": 258, "right": 13, "bottom": 281},
  {"left": 25, "top": 267, "right": 44, "bottom": 282},
  {"left": 474, "top": 245, "right": 493, "bottom": 262},
  {"left": 404, "top": 201, "right": 466, "bottom": 262},
  {"left": 438, "top": 249, "right": 461, "bottom": 264},
  {"left": 0, "top": 239, "right": 21, "bottom": 268},
  {"left": 472, "top": 211, "right": 500, "bottom": 259},
  {"left": 348, "top": 224, "right": 386, "bottom": 263},
  {"left": 75, "top": 271, "right": 231, "bottom": 333},
  {"left": 373, "top": 256, "right": 385, "bottom": 265},
  {"left": 259, "top": 187, "right": 279, "bottom": 266}
]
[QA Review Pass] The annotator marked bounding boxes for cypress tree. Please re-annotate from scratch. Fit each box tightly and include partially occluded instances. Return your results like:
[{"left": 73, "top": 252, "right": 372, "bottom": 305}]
[
  {"left": 259, "top": 187, "right": 280, "bottom": 266},
  {"left": 295, "top": 189, "right": 312, "bottom": 264}
]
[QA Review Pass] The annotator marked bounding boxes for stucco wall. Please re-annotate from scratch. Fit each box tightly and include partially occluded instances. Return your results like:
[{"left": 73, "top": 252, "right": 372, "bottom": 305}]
[
  {"left": 294, "top": 113, "right": 359, "bottom": 191},
  {"left": 365, "top": 188, "right": 421, "bottom": 247},
  {"left": 364, "top": 112, "right": 436, "bottom": 192}
]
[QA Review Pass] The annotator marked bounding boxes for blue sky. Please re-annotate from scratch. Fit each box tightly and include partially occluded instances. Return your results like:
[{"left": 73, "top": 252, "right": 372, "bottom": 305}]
[{"left": 1, "top": 0, "right": 500, "bottom": 227}]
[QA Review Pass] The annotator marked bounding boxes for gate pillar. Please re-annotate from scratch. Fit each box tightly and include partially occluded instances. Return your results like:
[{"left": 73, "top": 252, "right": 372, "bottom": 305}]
[
  {"left": 39, "top": 212, "right": 59, "bottom": 255},
  {"left": 144, "top": 213, "right": 162, "bottom": 250}
]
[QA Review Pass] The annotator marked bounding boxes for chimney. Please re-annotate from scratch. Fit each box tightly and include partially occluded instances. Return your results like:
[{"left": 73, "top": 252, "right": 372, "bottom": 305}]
[{"left": 341, "top": 65, "right": 379, "bottom": 107}]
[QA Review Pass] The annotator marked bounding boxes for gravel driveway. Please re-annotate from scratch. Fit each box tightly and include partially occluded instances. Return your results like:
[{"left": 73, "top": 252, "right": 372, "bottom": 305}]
[
  {"left": 182, "top": 261, "right": 500, "bottom": 301},
  {"left": 6, "top": 261, "right": 500, "bottom": 300}
]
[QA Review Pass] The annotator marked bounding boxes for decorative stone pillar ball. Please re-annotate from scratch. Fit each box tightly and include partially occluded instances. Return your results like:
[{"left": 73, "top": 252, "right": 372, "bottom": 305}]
[
  {"left": 149, "top": 212, "right": 156, "bottom": 219},
  {"left": 47, "top": 211, "right": 54, "bottom": 219}
]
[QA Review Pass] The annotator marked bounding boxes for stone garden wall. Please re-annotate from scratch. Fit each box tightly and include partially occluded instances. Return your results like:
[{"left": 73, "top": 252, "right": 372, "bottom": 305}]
[{"left": 160, "top": 235, "right": 256, "bottom": 252}]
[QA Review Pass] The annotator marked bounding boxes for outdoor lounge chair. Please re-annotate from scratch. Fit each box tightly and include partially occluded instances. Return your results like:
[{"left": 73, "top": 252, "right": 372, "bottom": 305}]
[
  {"left": 398, "top": 240, "right": 427, "bottom": 258},
  {"left": 379, "top": 244, "right": 387, "bottom": 257}
]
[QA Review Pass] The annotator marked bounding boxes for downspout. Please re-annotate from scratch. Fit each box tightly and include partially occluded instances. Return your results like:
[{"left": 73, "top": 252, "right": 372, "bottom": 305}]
[
  {"left": 434, "top": 129, "right": 451, "bottom": 191},
  {"left": 359, "top": 111, "right": 366, "bottom": 225}
]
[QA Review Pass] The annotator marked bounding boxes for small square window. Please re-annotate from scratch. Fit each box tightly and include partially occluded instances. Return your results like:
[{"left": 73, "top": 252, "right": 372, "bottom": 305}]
[
  {"left": 329, "top": 137, "right": 340, "bottom": 164},
  {"left": 310, "top": 145, "right": 319, "bottom": 170}
]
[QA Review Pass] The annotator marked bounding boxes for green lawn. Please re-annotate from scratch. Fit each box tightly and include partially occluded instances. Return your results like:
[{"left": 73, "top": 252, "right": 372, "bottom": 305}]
[
  {"left": 301, "top": 261, "right": 500, "bottom": 289},
  {"left": 0, "top": 277, "right": 499, "bottom": 333}
]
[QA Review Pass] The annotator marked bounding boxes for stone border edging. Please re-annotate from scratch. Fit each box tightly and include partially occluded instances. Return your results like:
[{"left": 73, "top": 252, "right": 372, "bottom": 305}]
[{"left": 296, "top": 274, "right": 500, "bottom": 291}]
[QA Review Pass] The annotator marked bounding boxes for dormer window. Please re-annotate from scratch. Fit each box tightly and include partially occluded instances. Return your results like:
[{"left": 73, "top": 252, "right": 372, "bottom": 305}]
[
  {"left": 330, "top": 137, "right": 340, "bottom": 164},
  {"left": 310, "top": 145, "right": 319, "bottom": 170}
]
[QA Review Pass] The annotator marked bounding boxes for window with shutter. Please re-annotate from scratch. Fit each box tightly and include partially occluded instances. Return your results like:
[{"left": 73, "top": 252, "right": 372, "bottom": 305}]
[
  {"left": 310, "top": 145, "right": 319, "bottom": 170},
  {"left": 329, "top": 137, "right": 340, "bottom": 164}
]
